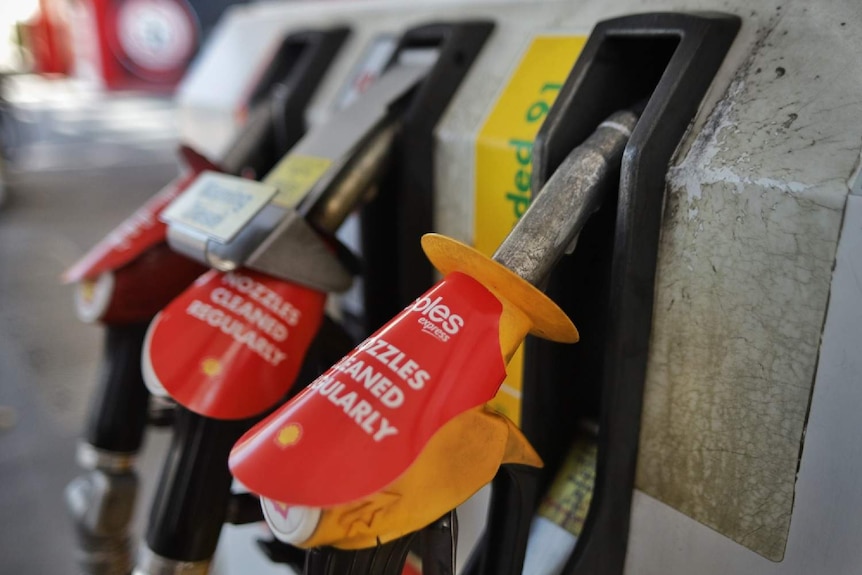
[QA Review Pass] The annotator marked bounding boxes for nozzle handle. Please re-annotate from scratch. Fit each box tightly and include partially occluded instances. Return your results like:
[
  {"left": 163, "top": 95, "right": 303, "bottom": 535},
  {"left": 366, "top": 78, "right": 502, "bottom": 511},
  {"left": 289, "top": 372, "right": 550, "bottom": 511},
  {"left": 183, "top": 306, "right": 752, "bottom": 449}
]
[
  {"left": 420, "top": 511, "right": 458, "bottom": 575},
  {"left": 84, "top": 323, "right": 150, "bottom": 457}
]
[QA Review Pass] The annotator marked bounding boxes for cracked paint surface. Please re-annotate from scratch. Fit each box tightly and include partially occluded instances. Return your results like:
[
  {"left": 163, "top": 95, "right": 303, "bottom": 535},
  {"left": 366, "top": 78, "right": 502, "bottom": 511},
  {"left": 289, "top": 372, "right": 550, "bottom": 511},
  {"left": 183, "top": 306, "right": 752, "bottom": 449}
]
[{"left": 636, "top": 1, "right": 862, "bottom": 561}]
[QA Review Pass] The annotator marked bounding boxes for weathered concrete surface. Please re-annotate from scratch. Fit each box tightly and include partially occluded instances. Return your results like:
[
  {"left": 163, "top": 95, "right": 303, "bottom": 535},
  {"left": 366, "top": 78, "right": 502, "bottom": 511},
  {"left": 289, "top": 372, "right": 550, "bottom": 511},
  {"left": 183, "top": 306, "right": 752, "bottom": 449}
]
[{"left": 636, "top": 0, "right": 862, "bottom": 560}]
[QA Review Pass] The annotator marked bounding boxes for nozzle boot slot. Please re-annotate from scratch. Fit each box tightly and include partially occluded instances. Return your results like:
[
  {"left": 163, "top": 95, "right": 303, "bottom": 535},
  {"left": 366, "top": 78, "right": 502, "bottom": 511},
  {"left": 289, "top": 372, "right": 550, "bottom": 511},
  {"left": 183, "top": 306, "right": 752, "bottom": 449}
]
[{"left": 468, "top": 12, "right": 740, "bottom": 575}]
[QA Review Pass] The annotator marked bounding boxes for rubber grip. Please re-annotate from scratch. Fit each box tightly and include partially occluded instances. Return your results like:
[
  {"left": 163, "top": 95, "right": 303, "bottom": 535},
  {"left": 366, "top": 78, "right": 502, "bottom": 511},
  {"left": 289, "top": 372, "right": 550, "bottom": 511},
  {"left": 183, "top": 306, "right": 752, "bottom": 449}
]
[{"left": 84, "top": 323, "right": 151, "bottom": 454}]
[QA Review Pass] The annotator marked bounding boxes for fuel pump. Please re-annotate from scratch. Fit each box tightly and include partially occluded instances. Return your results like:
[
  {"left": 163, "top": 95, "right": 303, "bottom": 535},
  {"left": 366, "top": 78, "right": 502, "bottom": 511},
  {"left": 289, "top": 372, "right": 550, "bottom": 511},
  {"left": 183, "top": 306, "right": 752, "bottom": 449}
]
[
  {"left": 470, "top": 14, "right": 738, "bottom": 575},
  {"left": 226, "top": 10, "right": 744, "bottom": 574},
  {"left": 135, "top": 22, "right": 492, "bottom": 575},
  {"left": 227, "top": 109, "right": 637, "bottom": 573},
  {"left": 62, "top": 28, "right": 347, "bottom": 575}
]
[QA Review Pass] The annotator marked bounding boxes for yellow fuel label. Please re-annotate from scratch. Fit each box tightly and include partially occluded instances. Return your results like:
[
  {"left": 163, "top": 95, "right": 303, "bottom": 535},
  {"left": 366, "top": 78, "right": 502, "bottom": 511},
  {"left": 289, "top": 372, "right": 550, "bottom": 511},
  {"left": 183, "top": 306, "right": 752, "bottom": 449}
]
[
  {"left": 264, "top": 154, "right": 333, "bottom": 208},
  {"left": 475, "top": 36, "right": 586, "bottom": 425},
  {"left": 537, "top": 438, "right": 596, "bottom": 535}
]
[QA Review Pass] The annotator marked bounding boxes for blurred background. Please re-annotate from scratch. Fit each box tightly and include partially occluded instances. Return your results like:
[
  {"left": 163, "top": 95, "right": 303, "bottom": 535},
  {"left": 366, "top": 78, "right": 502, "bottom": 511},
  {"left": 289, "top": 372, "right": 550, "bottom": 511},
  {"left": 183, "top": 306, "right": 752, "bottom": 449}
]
[{"left": 0, "top": 0, "right": 250, "bottom": 572}]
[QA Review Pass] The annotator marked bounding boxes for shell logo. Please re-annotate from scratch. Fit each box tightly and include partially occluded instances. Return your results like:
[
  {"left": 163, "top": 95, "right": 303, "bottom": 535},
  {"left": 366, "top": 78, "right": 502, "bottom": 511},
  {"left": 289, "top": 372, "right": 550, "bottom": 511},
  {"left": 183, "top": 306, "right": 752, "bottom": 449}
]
[
  {"left": 272, "top": 501, "right": 291, "bottom": 519},
  {"left": 201, "top": 357, "right": 222, "bottom": 377},
  {"left": 276, "top": 423, "right": 302, "bottom": 448},
  {"left": 79, "top": 280, "right": 97, "bottom": 303}
]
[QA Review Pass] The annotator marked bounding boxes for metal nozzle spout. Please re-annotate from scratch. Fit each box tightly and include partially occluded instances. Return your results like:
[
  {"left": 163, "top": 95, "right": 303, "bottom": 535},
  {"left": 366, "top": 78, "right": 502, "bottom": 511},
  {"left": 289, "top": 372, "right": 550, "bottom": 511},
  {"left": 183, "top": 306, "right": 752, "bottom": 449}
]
[
  {"left": 492, "top": 110, "right": 638, "bottom": 286},
  {"left": 303, "top": 119, "right": 401, "bottom": 235}
]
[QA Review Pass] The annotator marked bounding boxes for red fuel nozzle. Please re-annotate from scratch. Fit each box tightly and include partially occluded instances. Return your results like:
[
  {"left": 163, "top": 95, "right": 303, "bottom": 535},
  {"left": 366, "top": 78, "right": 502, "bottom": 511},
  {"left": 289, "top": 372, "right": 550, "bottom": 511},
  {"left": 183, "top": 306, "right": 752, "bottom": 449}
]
[
  {"left": 142, "top": 85, "right": 408, "bottom": 419},
  {"left": 64, "top": 145, "right": 219, "bottom": 324},
  {"left": 228, "top": 249, "right": 577, "bottom": 514},
  {"left": 229, "top": 271, "right": 512, "bottom": 506}
]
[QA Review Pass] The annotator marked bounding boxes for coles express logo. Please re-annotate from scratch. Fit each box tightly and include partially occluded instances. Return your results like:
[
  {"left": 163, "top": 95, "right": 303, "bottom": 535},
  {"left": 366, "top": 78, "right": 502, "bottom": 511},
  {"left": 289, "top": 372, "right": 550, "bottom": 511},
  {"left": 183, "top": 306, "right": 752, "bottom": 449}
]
[{"left": 411, "top": 295, "right": 464, "bottom": 342}]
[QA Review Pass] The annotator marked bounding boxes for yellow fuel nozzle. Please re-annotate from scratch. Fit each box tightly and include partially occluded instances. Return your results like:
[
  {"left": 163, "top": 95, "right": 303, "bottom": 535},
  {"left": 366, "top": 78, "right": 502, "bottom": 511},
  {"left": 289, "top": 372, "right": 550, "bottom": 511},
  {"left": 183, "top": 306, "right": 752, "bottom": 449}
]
[
  {"left": 247, "top": 111, "right": 638, "bottom": 550},
  {"left": 424, "top": 110, "right": 638, "bottom": 361}
]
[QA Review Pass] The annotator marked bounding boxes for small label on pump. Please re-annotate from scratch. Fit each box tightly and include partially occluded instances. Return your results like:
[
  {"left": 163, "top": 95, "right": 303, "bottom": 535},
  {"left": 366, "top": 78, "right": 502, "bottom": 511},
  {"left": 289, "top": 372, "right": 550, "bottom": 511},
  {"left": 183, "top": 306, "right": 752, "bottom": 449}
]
[
  {"left": 264, "top": 155, "right": 333, "bottom": 208},
  {"left": 474, "top": 36, "right": 586, "bottom": 425},
  {"left": 229, "top": 272, "right": 508, "bottom": 507},
  {"left": 162, "top": 171, "right": 277, "bottom": 242}
]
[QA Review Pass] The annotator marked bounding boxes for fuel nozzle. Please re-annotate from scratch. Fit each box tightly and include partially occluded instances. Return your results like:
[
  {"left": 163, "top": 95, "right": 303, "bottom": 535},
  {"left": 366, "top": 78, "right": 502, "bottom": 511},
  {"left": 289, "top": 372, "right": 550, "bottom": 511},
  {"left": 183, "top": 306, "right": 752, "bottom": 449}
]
[
  {"left": 144, "top": 63, "right": 431, "bottom": 421},
  {"left": 237, "top": 118, "right": 401, "bottom": 294},
  {"left": 165, "top": 61, "right": 431, "bottom": 295},
  {"left": 63, "top": 146, "right": 217, "bottom": 325},
  {"left": 227, "top": 109, "right": 638, "bottom": 551},
  {"left": 423, "top": 110, "right": 637, "bottom": 360},
  {"left": 301, "top": 119, "right": 400, "bottom": 234}
]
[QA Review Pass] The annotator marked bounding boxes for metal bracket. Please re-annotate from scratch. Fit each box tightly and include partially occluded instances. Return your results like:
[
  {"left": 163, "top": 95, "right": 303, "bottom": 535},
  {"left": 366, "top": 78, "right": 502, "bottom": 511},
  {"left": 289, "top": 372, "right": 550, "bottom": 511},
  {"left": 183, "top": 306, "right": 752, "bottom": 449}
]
[
  {"left": 166, "top": 62, "right": 432, "bottom": 293},
  {"left": 66, "top": 468, "right": 138, "bottom": 575}
]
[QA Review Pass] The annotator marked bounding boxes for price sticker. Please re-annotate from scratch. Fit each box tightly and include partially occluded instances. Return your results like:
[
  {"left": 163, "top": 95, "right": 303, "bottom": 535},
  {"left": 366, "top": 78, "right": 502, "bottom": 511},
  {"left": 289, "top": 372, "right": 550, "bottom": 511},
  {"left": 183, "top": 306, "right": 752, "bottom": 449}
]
[
  {"left": 162, "top": 171, "right": 277, "bottom": 243},
  {"left": 264, "top": 155, "right": 332, "bottom": 208}
]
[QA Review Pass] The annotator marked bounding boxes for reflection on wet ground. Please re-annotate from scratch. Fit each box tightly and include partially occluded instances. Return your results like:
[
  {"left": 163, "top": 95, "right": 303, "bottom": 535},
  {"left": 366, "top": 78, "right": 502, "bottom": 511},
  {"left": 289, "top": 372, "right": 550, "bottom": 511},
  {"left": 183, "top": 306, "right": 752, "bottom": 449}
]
[{"left": 0, "top": 75, "right": 177, "bottom": 574}]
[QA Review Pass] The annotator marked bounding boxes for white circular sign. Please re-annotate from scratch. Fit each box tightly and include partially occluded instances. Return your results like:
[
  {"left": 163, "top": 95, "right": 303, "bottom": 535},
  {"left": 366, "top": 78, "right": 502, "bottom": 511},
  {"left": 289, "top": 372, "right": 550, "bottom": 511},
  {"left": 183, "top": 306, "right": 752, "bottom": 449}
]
[
  {"left": 116, "top": 0, "right": 196, "bottom": 72},
  {"left": 74, "top": 272, "right": 115, "bottom": 323},
  {"left": 261, "top": 497, "right": 321, "bottom": 545}
]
